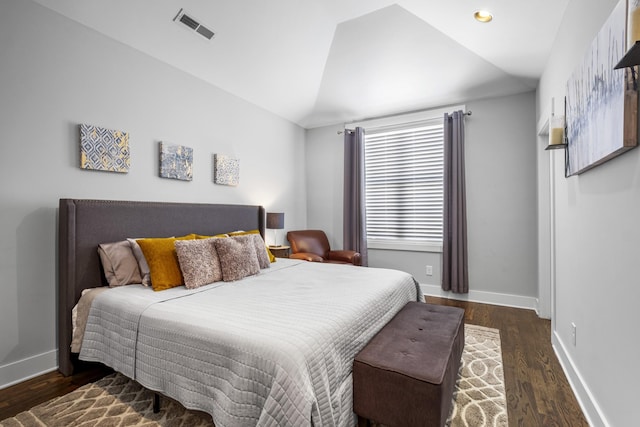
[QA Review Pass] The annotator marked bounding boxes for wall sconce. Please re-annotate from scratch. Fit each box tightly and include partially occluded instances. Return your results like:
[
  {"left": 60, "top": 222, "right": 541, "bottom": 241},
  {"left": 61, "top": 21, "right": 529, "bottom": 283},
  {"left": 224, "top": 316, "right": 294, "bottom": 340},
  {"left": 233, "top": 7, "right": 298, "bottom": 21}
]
[
  {"left": 614, "top": 0, "right": 640, "bottom": 91},
  {"left": 545, "top": 97, "right": 567, "bottom": 150},
  {"left": 266, "top": 212, "right": 285, "bottom": 247},
  {"left": 614, "top": 41, "right": 639, "bottom": 91},
  {"left": 615, "top": 41, "right": 640, "bottom": 69},
  {"left": 615, "top": 2, "right": 640, "bottom": 70}
]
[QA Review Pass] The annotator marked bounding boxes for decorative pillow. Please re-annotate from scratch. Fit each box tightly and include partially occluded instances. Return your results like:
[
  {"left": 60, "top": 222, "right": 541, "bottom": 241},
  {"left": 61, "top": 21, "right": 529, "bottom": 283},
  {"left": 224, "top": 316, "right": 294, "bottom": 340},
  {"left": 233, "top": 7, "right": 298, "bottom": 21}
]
[
  {"left": 214, "top": 235, "right": 260, "bottom": 282},
  {"left": 266, "top": 246, "right": 276, "bottom": 263},
  {"left": 136, "top": 235, "right": 196, "bottom": 291},
  {"left": 227, "top": 229, "right": 276, "bottom": 263},
  {"left": 128, "top": 234, "right": 196, "bottom": 287},
  {"left": 98, "top": 240, "right": 142, "bottom": 287},
  {"left": 175, "top": 238, "right": 223, "bottom": 289},
  {"left": 178, "top": 234, "right": 198, "bottom": 239},
  {"left": 196, "top": 233, "right": 228, "bottom": 239},
  {"left": 128, "top": 238, "right": 152, "bottom": 286},
  {"left": 249, "top": 234, "right": 271, "bottom": 269}
]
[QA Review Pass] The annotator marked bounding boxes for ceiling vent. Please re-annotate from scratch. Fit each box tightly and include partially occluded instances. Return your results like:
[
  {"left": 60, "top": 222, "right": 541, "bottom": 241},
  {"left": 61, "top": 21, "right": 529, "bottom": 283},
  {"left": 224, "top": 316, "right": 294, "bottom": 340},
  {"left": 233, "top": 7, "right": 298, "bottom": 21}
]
[{"left": 173, "top": 8, "right": 215, "bottom": 40}]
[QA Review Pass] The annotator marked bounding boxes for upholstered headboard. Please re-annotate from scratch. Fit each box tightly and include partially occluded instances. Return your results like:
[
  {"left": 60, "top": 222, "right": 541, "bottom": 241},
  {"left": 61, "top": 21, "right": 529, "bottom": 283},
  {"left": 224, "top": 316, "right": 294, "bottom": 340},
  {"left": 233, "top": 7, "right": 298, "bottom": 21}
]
[{"left": 58, "top": 198, "right": 265, "bottom": 376}]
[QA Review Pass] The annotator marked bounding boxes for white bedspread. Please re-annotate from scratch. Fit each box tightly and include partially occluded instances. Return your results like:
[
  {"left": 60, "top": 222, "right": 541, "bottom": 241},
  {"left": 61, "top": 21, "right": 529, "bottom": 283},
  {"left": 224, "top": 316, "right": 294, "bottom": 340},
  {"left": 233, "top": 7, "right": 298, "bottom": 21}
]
[{"left": 80, "top": 259, "right": 419, "bottom": 427}]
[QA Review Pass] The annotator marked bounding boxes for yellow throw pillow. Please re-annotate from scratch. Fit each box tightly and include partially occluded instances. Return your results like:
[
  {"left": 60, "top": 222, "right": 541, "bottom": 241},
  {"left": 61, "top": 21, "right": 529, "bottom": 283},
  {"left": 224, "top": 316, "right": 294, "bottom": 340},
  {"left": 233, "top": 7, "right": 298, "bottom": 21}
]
[
  {"left": 227, "top": 230, "right": 255, "bottom": 236},
  {"left": 136, "top": 234, "right": 196, "bottom": 291},
  {"left": 227, "top": 229, "right": 276, "bottom": 262},
  {"left": 196, "top": 233, "right": 228, "bottom": 239}
]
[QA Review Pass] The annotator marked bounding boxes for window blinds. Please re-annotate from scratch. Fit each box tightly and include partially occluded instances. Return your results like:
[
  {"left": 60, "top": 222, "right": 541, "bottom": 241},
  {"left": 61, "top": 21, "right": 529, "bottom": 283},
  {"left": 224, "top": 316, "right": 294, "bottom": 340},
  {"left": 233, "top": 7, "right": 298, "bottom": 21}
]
[{"left": 364, "top": 118, "right": 444, "bottom": 243}]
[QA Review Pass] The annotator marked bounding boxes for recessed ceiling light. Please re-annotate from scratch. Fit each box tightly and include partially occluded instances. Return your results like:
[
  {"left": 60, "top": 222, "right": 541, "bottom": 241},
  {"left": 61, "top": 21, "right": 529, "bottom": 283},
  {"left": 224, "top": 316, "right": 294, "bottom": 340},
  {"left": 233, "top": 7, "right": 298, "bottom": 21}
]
[{"left": 474, "top": 10, "right": 493, "bottom": 23}]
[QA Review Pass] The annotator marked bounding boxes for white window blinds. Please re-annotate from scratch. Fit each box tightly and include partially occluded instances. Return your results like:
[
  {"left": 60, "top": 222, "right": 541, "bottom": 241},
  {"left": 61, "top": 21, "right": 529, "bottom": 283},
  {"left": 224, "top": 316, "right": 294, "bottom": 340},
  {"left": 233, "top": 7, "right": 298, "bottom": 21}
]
[{"left": 364, "top": 118, "right": 444, "bottom": 245}]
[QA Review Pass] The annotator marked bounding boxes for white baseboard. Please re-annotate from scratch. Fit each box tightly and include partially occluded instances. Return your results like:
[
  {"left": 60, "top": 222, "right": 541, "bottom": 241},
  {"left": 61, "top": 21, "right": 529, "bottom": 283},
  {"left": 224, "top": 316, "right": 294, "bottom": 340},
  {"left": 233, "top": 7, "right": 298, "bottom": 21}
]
[
  {"left": 420, "top": 283, "right": 537, "bottom": 311},
  {"left": 534, "top": 297, "right": 552, "bottom": 320},
  {"left": 551, "top": 331, "right": 609, "bottom": 427},
  {"left": 0, "top": 349, "right": 57, "bottom": 390}
]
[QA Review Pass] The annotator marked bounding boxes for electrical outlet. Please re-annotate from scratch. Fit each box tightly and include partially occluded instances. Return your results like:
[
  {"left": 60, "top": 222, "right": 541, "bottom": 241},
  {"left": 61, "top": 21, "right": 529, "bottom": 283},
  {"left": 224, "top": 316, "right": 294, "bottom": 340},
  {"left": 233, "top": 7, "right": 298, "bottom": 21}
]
[
  {"left": 426, "top": 265, "right": 433, "bottom": 276},
  {"left": 571, "top": 322, "right": 577, "bottom": 346}
]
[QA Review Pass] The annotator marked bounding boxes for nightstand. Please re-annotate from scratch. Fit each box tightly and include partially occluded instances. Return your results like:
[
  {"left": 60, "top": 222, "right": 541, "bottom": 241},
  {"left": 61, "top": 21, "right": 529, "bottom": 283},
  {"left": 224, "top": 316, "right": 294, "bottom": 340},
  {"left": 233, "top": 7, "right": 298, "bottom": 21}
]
[{"left": 269, "top": 245, "right": 291, "bottom": 258}]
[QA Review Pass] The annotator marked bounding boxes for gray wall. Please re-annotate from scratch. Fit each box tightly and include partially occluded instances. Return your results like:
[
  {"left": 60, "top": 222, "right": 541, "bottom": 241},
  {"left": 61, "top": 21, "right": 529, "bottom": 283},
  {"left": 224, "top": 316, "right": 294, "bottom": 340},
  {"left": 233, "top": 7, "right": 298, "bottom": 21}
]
[
  {"left": 305, "top": 91, "right": 538, "bottom": 307},
  {"left": 0, "top": 0, "right": 306, "bottom": 387},
  {"left": 537, "top": 0, "right": 639, "bottom": 425}
]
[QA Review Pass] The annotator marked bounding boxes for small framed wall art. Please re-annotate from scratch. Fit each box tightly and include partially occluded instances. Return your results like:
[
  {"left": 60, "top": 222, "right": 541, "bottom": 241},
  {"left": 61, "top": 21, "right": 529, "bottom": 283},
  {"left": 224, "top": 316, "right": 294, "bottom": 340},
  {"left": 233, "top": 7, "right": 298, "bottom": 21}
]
[
  {"left": 159, "top": 142, "right": 193, "bottom": 181},
  {"left": 213, "top": 154, "right": 239, "bottom": 186},
  {"left": 80, "top": 124, "right": 130, "bottom": 173}
]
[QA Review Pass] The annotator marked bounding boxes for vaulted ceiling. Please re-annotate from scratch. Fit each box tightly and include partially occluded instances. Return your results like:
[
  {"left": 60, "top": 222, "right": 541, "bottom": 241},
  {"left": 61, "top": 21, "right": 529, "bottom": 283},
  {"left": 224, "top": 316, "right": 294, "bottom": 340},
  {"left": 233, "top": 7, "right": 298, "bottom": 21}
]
[{"left": 32, "top": 0, "right": 570, "bottom": 128}]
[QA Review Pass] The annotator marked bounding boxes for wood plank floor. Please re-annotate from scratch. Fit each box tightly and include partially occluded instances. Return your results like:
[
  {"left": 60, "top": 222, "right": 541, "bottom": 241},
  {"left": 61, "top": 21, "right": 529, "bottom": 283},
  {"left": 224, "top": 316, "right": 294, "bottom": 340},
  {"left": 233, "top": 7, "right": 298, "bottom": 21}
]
[
  {"left": 426, "top": 297, "right": 587, "bottom": 427},
  {"left": 0, "top": 299, "right": 587, "bottom": 426}
]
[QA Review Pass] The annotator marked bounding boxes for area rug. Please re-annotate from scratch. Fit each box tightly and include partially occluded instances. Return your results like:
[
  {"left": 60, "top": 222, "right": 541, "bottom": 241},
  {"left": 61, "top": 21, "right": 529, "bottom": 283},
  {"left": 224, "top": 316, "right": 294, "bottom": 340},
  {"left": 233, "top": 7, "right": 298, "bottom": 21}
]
[
  {"left": 0, "top": 324, "right": 507, "bottom": 427},
  {"left": 447, "top": 324, "right": 507, "bottom": 427}
]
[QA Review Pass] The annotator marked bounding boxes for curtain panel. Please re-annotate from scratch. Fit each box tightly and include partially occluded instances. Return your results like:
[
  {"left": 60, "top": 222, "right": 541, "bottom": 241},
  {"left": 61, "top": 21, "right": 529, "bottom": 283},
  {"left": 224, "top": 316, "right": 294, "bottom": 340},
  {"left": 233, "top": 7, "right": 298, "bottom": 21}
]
[
  {"left": 442, "top": 111, "right": 468, "bottom": 293},
  {"left": 343, "top": 127, "right": 368, "bottom": 267}
]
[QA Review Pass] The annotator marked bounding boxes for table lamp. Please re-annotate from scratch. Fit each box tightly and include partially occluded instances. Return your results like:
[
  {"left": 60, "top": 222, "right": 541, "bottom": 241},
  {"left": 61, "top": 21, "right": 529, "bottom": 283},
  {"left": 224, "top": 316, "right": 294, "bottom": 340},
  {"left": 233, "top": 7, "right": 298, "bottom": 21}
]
[{"left": 266, "top": 212, "right": 284, "bottom": 247}]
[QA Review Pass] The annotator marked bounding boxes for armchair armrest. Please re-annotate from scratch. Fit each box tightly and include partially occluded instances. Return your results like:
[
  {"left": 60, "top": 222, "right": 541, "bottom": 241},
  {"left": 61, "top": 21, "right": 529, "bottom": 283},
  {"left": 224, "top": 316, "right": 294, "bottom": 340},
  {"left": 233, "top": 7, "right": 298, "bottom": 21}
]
[
  {"left": 327, "top": 250, "right": 362, "bottom": 266},
  {"left": 290, "top": 252, "right": 325, "bottom": 262}
]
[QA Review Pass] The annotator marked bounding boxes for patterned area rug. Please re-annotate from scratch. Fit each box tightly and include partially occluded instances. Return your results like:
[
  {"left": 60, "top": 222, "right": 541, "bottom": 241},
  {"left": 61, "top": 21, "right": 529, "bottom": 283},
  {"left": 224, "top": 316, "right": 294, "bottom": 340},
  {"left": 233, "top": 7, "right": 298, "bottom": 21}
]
[
  {"left": 448, "top": 324, "right": 507, "bottom": 427},
  {"left": 0, "top": 325, "right": 506, "bottom": 427}
]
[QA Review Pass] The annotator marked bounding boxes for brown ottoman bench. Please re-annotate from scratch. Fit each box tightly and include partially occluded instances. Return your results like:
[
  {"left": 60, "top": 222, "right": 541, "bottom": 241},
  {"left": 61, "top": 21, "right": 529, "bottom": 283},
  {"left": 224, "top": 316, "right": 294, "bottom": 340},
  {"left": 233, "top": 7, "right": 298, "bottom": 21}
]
[{"left": 353, "top": 302, "right": 465, "bottom": 427}]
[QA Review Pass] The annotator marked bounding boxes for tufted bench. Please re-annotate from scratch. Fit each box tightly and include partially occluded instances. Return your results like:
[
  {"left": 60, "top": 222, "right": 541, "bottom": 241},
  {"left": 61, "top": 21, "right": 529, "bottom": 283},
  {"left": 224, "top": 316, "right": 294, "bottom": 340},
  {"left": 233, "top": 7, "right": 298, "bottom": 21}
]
[{"left": 353, "top": 302, "right": 465, "bottom": 427}]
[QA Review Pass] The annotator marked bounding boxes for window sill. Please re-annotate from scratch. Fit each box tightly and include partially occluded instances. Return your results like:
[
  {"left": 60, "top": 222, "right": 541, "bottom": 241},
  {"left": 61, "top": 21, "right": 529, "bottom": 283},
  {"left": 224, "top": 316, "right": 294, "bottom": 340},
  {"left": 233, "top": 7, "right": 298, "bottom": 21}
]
[{"left": 367, "top": 240, "right": 442, "bottom": 253}]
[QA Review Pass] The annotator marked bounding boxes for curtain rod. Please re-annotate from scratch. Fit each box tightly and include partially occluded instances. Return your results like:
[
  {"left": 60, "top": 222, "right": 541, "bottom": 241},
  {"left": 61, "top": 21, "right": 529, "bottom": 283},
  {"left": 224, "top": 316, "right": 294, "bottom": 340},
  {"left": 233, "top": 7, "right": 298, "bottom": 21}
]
[{"left": 338, "top": 110, "right": 472, "bottom": 134}]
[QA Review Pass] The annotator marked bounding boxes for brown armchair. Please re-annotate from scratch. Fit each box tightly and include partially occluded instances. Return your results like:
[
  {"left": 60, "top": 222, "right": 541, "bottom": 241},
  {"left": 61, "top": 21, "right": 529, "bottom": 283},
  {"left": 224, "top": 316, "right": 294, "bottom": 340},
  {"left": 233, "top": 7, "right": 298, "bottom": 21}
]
[{"left": 286, "top": 230, "right": 362, "bottom": 266}]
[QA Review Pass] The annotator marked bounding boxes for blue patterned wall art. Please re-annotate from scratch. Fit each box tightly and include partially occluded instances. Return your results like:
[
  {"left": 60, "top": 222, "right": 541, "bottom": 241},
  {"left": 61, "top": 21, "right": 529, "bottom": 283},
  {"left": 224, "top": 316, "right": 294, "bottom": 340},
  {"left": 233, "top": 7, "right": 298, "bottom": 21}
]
[
  {"left": 159, "top": 142, "right": 193, "bottom": 181},
  {"left": 80, "top": 124, "right": 130, "bottom": 173},
  {"left": 213, "top": 154, "right": 239, "bottom": 186}
]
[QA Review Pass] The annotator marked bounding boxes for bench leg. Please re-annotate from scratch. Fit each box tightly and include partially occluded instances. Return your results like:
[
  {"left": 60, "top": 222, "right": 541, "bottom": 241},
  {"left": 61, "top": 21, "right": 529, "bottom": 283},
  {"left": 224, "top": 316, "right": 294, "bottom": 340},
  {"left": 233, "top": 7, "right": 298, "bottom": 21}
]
[
  {"left": 357, "top": 415, "right": 373, "bottom": 427},
  {"left": 153, "top": 393, "right": 160, "bottom": 413}
]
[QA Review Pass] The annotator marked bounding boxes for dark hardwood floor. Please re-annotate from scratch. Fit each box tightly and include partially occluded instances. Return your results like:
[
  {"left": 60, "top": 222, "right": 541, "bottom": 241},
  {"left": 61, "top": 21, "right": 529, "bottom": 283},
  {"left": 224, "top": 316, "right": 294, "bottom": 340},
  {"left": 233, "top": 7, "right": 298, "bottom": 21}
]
[
  {"left": 426, "top": 297, "right": 588, "bottom": 427},
  {"left": 0, "top": 299, "right": 587, "bottom": 426},
  {"left": 0, "top": 361, "right": 112, "bottom": 421}
]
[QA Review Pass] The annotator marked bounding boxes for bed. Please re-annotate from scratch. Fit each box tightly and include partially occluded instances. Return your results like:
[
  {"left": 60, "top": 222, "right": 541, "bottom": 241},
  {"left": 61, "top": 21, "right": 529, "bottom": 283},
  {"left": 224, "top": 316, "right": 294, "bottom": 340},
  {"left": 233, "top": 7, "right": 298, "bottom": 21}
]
[{"left": 58, "top": 198, "right": 420, "bottom": 427}]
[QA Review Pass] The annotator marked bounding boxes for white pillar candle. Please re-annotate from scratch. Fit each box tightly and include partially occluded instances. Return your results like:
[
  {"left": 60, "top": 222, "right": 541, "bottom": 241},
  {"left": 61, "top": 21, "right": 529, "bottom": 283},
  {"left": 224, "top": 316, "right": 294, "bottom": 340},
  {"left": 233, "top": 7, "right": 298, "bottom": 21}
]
[
  {"left": 629, "top": 5, "right": 640, "bottom": 47},
  {"left": 550, "top": 127, "right": 564, "bottom": 146}
]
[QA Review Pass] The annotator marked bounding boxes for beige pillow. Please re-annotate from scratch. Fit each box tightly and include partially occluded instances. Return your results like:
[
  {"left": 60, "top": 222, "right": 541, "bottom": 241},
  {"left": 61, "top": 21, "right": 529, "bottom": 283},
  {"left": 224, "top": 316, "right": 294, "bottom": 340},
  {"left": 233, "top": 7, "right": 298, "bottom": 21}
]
[
  {"left": 214, "top": 235, "right": 260, "bottom": 282},
  {"left": 128, "top": 238, "right": 151, "bottom": 286},
  {"left": 175, "top": 238, "right": 223, "bottom": 289},
  {"left": 227, "top": 229, "right": 276, "bottom": 263},
  {"left": 98, "top": 240, "right": 142, "bottom": 287},
  {"left": 249, "top": 234, "right": 271, "bottom": 269}
]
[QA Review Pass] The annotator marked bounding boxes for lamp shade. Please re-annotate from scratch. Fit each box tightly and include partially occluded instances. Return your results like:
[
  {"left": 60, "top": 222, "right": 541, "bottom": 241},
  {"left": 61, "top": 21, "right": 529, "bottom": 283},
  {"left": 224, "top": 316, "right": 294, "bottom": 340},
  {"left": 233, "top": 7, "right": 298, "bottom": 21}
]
[{"left": 266, "top": 212, "right": 285, "bottom": 229}]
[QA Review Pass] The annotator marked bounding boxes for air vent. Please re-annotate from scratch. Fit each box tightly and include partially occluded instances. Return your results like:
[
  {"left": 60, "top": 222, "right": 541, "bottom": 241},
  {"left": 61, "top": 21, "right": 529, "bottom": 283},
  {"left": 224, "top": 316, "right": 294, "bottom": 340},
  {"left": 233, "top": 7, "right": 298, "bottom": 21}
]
[
  {"left": 173, "top": 8, "right": 215, "bottom": 40},
  {"left": 179, "top": 14, "right": 199, "bottom": 30}
]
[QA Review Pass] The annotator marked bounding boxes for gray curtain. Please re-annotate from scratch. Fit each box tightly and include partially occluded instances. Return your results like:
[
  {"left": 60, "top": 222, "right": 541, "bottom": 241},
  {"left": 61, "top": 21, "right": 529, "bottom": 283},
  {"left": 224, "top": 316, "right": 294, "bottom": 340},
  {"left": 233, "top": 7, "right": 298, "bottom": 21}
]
[
  {"left": 344, "top": 126, "right": 368, "bottom": 266},
  {"left": 442, "top": 111, "right": 468, "bottom": 293}
]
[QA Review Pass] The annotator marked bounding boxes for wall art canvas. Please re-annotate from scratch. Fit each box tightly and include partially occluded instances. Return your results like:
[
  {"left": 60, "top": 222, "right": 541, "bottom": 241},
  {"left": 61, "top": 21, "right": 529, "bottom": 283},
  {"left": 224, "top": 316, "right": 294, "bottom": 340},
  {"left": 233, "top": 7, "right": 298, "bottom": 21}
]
[
  {"left": 80, "top": 124, "right": 130, "bottom": 173},
  {"left": 213, "top": 154, "right": 239, "bottom": 186},
  {"left": 159, "top": 142, "right": 193, "bottom": 181},
  {"left": 565, "top": 0, "right": 638, "bottom": 176}
]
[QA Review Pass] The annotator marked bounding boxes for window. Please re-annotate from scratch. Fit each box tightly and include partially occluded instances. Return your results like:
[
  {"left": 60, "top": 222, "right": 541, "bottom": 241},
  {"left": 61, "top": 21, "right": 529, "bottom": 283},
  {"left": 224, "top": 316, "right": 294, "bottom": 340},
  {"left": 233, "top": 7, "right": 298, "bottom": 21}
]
[{"left": 358, "top": 107, "right": 461, "bottom": 252}]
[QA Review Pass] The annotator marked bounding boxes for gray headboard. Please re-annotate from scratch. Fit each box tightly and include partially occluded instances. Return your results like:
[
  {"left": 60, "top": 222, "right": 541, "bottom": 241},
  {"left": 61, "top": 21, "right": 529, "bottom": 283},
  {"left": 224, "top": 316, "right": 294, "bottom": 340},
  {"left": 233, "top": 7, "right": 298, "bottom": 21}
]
[{"left": 58, "top": 198, "right": 265, "bottom": 376}]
